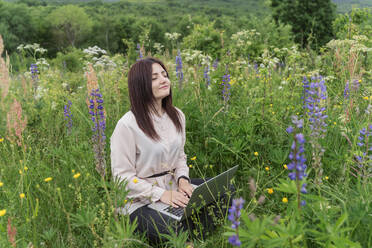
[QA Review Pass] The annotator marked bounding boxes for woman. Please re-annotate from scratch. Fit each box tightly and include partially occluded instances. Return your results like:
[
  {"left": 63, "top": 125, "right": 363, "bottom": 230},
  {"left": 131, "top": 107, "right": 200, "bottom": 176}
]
[{"left": 110, "top": 57, "right": 231, "bottom": 244}]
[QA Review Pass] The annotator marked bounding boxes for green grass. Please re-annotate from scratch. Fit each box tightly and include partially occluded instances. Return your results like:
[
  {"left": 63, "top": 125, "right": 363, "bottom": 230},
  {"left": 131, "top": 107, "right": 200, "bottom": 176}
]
[{"left": 0, "top": 18, "right": 372, "bottom": 247}]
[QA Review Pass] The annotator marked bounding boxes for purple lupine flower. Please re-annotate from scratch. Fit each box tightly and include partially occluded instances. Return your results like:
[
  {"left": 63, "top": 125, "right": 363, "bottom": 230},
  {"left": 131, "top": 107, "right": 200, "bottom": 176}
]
[
  {"left": 222, "top": 66, "right": 231, "bottom": 104},
  {"left": 344, "top": 82, "right": 350, "bottom": 99},
  {"left": 304, "top": 75, "right": 328, "bottom": 183},
  {"left": 136, "top": 43, "right": 143, "bottom": 60},
  {"left": 351, "top": 79, "right": 360, "bottom": 91},
  {"left": 354, "top": 125, "right": 372, "bottom": 170},
  {"left": 288, "top": 132, "right": 307, "bottom": 181},
  {"left": 291, "top": 115, "right": 304, "bottom": 129},
  {"left": 175, "top": 49, "right": 184, "bottom": 88},
  {"left": 228, "top": 235, "right": 241, "bottom": 247},
  {"left": 228, "top": 197, "right": 244, "bottom": 247},
  {"left": 286, "top": 126, "right": 294, "bottom": 134},
  {"left": 300, "top": 183, "right": 307, "bottom": 194},
  {"left": 64, "top": 100, "right": 73, "bottom": 134},
  {"left": 89, "top": 88, "right": 106, "bottom": 177},
  {"left": 287, "top": 116, "right": 307, "bottom": 207},
  {"left": 254, "top": 63, "right": 258, "bottom": 74},
  {"left": 30, "top": 64, "right": 39, "bottom": 81},
  {"left": 212, "top": 58, "right": 218, "bottom": 70}
]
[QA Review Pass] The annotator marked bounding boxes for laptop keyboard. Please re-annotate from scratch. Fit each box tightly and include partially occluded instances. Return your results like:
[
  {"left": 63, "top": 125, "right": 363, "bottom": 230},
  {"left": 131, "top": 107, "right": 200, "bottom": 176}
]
[{"left": 165, "top": 206, "right": 185, "bottom": 217}]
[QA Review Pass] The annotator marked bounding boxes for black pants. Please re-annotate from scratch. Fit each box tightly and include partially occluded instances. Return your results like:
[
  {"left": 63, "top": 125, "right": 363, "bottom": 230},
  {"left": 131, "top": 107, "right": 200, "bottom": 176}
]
[{"left": 129, "top": 178, "right": 235, "bottom": 245}]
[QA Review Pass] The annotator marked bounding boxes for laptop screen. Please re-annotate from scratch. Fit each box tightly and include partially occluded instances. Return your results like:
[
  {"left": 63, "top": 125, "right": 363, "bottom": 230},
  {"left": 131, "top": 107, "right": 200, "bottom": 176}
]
[{"left": 183, "top": 165, "right": 238, "bottom": 218}]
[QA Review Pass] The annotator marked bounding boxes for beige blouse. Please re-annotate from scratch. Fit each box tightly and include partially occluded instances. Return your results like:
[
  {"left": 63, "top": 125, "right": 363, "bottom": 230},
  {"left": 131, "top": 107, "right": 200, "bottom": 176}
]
[{"left": 110, "top": 107, "right": 189, "bottom": 215}]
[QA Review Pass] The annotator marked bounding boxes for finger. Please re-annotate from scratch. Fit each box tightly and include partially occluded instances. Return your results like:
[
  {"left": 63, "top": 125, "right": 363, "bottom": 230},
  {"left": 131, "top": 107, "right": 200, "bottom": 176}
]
[
  {"left": 186, "top": 190, "right": 192, "bottom": 198},
  {"left": 171, "top": 202, "right": 179, "bottom": 208},
  {"left": 182, "top": 186, "right": 192, "bottom": 198},
  {"left": 173, "top": 199, "right": 186, "bottom": 208},
  {"left": 179, "top": 198, "right": 188, "bottom": 207},
  {"left": 178, "top": 195, "right": 189, "bottom": 205},
  {"left": 178, "top": 188, "right": 186, "bottom": 195},
  {"left": 178, "top": 188, "right": 189, "bottom": 199},
  {"left": 173, "top": 194, "right": 188, "bottom": 206}
]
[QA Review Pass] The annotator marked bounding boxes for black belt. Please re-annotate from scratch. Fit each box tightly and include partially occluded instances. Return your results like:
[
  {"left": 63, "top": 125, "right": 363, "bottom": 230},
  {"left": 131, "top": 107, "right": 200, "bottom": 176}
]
[{"left": 147, "top": 169, "right": 175, "bottom": 178}]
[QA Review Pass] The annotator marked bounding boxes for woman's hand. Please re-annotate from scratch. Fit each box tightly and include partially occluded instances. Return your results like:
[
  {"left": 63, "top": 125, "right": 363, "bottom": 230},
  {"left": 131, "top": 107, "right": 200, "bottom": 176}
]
[
  {"left": 178, "top": 178, "right": 194, "bottom": 198},
  {"left": 160, "top": 190, "right": 190, "bottom": 208}
]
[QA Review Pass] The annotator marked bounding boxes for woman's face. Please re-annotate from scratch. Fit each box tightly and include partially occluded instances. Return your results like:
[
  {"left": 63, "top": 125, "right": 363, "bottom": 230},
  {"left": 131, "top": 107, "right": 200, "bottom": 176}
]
[{"left": 151, "top": 63, "right": 171, "bottom": 102}]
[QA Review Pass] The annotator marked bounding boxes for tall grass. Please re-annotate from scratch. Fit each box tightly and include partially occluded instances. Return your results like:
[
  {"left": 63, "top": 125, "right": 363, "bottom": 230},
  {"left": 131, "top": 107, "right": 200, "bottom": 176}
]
[{"left": 0, "top": 31, "right": 371, "bottom": 247}]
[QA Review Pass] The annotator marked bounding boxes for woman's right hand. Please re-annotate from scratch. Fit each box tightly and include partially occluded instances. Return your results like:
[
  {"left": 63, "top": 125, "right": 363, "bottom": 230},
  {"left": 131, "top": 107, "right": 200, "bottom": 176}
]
[{"left": 160, "top": 190, "right": 190, "bottom": 208}]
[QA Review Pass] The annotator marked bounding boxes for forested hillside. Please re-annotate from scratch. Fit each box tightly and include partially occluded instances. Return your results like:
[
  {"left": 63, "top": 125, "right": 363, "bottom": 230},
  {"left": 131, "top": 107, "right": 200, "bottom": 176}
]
[
  {"left": 333, "top": 0, "right": 372, "bottom": 12},
  {"left": 4, "top": 0, "right": 372, "bottom": 13},
  {"left": 0, "top": 0, "right": 268, "bottom": 61}
]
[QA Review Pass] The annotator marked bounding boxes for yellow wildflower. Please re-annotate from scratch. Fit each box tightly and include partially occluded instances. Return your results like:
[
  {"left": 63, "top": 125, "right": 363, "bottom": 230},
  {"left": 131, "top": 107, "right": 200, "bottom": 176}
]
[
  {"left": 0, "top": 138, "right": 4, "bottom": 142},
  {"left": 272, "top": 112, "right": 275, "bottom": 115},
  {"left": 267, "top": 188, "right": 274, "bottom": 194},
  {"left": 333, "top": 122, "right": 337, "bottom": 125},
  {"left": 44, "top": 177, "right": 52, "bottom": 182},
  {"left": 133, "top": 178, "right": 138, "bottom": 184},
  {"left": 283, "top": 164, "right": 288, "bottom": 169},
  {"left": 124, "top": 199, "right": 128, "bottom": 204},
  {"left": 73, "top": 173, "right": 81, "bottom": 179},
  {"left": 24, "top": 166, "right": 28, "bottom": 171},
  {"left": 0, "top": 209, "right": 6, "bottom": 216},
  {"left": 72, "top": 169, "right": 75, "bottom": 173},
  {"left": 19, "top": 170, "right": 23, "bottom": 175},
  {"left": 324, "top": 176, "right": 329, "bottom": 180},
  {"left": 20, "top": 193, "right": 25, "bottom": 199},
  {"left": 254, "top": 152, "right": 259, "bottom": 156},
  {"left": 282, "top": 197, "right": 288, "bottom": 203},
  {"left": 190, "top": 156, "right": 196, "bottom": 161},
  {"left": 189, "top": 164, "right": 193, "bottom": 168},
  {"left": 270, "top": 104, "right": 273, "bottom": 107},
  {"left": 0, "top": 182, "right": 3, "bottom": 187},
  {"left": 265, "top": 166, "right": 269, "bottom": 171},
  {"left": 363, "top": 96, "right": 369, "bottom": 100}
]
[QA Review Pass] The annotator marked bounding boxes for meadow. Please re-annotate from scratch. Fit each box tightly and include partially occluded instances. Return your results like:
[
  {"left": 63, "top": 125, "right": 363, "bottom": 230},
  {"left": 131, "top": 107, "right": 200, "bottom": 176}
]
[{"left": 1, "top": 7, "right": 372, "bottom": 248}]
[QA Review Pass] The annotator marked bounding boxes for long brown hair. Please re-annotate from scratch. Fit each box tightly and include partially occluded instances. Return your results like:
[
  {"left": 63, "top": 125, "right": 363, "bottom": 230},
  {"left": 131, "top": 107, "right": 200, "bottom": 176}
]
[{"left": 128, "top": 57, "right": 182, "bottom": 141}]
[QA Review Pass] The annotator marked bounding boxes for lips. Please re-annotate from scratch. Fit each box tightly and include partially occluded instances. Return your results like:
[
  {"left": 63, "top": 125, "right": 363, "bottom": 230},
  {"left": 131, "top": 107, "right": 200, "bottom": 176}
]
[{"left": 159, "top": 85, "right": 169, "bottom": 89}]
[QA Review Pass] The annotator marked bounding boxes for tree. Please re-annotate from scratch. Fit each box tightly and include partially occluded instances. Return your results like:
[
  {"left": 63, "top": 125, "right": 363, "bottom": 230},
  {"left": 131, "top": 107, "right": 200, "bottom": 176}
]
[
  {"left": 47, "top": 5, "right": 92, "bottom": 48},
  {"left": 0, "top": 1, "right": 36, "bottom": 53},
  {"left": 270, "top": 0, "right": 336, "bottom": 49},
  {"left": 181, "top": 22, "right": 222, "bottom": 57}
]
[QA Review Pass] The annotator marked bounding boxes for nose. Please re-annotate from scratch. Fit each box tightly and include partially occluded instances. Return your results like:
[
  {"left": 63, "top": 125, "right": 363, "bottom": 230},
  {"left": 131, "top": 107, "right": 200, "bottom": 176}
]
[{"left": 160, "top": 74, "right": 169, "bottom": 83}]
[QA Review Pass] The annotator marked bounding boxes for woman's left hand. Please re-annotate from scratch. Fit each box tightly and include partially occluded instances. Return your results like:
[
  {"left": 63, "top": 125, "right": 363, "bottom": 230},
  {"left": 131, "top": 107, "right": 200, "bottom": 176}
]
[{"left": 178, "top": 178, "right": 194, "bottom": 198}]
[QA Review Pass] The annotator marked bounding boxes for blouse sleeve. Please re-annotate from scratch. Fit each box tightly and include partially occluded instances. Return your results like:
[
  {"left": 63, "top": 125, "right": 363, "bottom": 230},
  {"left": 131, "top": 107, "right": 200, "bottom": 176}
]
[
  {"left": 110, "top": 120, "right": 165, "bottom": 202},
  {"left": 174, "top": 110, "right": 190, "bottom": 183}
]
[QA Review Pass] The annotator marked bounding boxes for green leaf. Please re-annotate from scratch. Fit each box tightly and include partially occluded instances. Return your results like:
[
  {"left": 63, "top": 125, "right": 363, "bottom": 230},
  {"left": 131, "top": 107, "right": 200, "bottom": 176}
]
[
  {"left": 335, "top": 212, "right": 348, "bottom": 230},
  {"left": 275, "top": 178, "right": 297, "bottom": 194}
]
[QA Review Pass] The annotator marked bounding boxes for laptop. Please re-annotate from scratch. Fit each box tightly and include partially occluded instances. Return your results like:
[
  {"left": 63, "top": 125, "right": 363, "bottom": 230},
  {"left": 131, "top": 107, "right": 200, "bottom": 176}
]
[{"left": 147, "top": 165, "right": 238, "bottom": 221}]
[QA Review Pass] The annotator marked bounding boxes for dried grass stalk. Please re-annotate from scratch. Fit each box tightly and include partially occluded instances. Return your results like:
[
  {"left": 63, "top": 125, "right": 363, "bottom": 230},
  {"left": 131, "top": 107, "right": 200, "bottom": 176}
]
[
  {"left": 86, "top": 63, "right": 99, "bottom": 106},
  {"left": 7, "top": 218, "right": 17, "bottom": 248},
  {"left": 0, "top": 35, "right": 10, "bottom": 100},
  {"left": 7, "top": 99, "right": 27, "bottom": 147}
]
